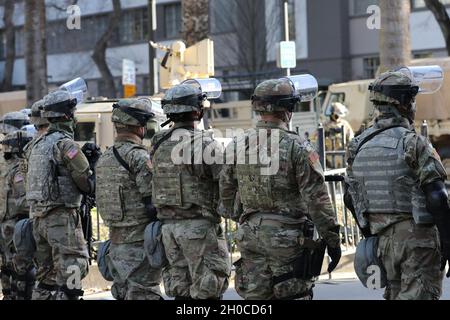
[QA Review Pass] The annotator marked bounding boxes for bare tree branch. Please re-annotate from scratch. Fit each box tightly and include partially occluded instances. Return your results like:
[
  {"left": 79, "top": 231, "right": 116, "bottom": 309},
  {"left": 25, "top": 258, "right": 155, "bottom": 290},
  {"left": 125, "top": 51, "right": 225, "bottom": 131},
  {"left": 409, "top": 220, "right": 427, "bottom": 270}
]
[
  {"left": 46, "top": 0, "right": 79, "bottom": 12},
  {"left": 91, "top": 0, "right": 121, "bottom": 98},
  {"left": 424, "top": 0, "right": 450, "bottom": 56}
]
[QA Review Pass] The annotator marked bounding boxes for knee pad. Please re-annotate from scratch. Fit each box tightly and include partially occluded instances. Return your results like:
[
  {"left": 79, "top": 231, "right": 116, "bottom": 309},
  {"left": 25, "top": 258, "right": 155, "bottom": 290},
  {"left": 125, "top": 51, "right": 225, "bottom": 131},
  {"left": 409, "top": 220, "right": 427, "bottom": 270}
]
[{"left": 272, "top": 276, "right": 314, "bottom": 300}]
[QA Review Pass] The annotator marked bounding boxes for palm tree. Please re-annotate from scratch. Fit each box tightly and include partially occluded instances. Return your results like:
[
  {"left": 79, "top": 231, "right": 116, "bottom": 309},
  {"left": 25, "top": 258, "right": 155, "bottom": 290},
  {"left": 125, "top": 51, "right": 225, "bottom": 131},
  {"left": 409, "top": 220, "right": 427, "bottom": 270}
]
[
  {"left": 379, "top": 0, "right": 411, "bottom": 73},
  {"left": 24, "top": 0, "right": 48, "bottom": 105},
  {"left": 181, "top": 0, "right": 209, "bottom": 47}
]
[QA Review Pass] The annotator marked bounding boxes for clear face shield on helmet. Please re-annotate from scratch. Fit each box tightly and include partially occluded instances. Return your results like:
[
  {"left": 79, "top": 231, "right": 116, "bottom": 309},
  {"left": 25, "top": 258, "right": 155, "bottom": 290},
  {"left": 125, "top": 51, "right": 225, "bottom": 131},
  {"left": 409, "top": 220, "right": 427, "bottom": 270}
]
[
  {"left": 282, "top": 74, "right": 319, "bottom": 103},
  {"left": 59, "top": 77, "right": 88, "bottom": 105},
  {"left": 395, "top": 65, "right": 444, "bottom": 95},
  {"left": 181, "top": 78, "right": 223, "bottom": 108}
]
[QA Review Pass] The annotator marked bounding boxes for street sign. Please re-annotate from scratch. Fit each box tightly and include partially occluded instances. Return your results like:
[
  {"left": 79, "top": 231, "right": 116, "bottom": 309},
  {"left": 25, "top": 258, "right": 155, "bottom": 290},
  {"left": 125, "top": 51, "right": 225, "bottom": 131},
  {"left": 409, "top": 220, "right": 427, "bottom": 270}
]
[
  {"left": 122, "top": 59, "right": 136, "bottom": 98},
  {"left": 122, "top": 59, "right": 136, "bottom": 85},
  {"left": 277, "top": 41, "right": 297, "bottom": 69}
]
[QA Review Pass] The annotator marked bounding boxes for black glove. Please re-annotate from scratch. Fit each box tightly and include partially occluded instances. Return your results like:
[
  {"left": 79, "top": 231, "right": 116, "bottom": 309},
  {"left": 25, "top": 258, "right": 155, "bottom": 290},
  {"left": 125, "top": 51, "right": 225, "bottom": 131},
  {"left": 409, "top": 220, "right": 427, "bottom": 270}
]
[
  {"left": 326, "top": 226, "right": 342, "bottom": 273},
  {"left": 423, "top": 181, "right": 450, "bottom": 278},
  {"left": 143, "top": 196, "right": 158, "bottom": 222},
  {"left": 82, "top": 143, "right": 102, "bottom": 170}
]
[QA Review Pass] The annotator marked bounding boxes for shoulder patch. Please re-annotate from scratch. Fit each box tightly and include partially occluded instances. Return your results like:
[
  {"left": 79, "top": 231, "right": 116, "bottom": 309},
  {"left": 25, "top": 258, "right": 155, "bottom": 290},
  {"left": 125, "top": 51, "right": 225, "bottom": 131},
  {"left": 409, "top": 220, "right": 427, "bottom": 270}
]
[
  {"left": 66, "top": 146, "right": 79, "bottom": 160},
  {"left": 14, "top": 174, "right": 24, "bottom": 183}
]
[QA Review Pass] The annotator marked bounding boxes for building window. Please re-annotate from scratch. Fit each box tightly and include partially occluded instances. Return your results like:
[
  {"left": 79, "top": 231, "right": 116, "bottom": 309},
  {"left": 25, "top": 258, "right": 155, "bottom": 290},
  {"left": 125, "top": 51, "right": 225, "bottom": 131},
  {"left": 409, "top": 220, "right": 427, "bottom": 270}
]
[
  {"left": 412, "top": 0, "right": 450, "bottom": 9},
  {"left": 164, "top": 3, "right": 182, "bottom": 39},
  {"left": 414, "top": 52, "right": 433, "bottom": 59},
  {"left": 119, "top": 9, "right": 149, "bottom": 44},
  {"left": 350, "top": 0, "right": 379, "bottom": 16},
  {"left": 363, "top": 56, "right": 380, "bottom": 79},
  {"left": 15, "top": 28, "right": 24, "bottom": 57}
]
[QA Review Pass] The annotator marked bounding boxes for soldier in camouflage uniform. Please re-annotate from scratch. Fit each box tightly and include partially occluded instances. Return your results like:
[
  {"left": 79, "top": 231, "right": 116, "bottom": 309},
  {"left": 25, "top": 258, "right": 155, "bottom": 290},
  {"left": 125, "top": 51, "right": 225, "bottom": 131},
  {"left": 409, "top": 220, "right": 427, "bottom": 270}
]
[
  {"left": 96, "top": 98, "right": 163, "bottom": 300},
  {"left": 0, "top": 131, "right": 34, "bottom": 300},
  {"left": 12, "top": 100, "right": 50, "bottom": 300},
  {"left": 345, "top": 69, "right": 450, "bottom": 300},
  {"left": 152, "top": 84, "right": 231, "bottom": 300},
  {"left": 0, "top": 112, "right": 30, "bottom": 300},
  {"left": 322, "top": 102, "right": 354, "bottom": 169},
  {"left": 26, "top": 90, "right": 94, "bottom": 300},
  {"left": 219, "top": 78, "right": 342, "bottom": 300}
]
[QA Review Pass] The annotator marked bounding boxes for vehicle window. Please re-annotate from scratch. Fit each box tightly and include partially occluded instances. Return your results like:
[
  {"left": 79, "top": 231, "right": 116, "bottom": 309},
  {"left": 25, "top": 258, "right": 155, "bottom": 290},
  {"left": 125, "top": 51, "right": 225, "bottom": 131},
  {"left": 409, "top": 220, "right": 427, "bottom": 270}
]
[
  {"left": 293, "top": 101, "right": 311, "bottom": 113},
  {"left": 324, "top": 93, "right": 346, "bottom": 116},
  {"left": 75, "top": 122, "right": 96, "bottom": 142}
]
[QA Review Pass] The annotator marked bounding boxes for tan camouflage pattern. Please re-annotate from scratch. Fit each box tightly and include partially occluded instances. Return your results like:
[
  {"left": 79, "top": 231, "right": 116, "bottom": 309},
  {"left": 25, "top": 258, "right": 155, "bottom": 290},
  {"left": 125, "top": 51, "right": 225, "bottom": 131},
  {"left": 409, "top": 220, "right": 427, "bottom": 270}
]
[
  {"left": 234, "top": 216, "right": 313, "bottom": 300},
  {"left": 378, "top": 220, "right": 443, "bottom": 300},
  {"left": 151, "top": 123, "right": 222, "bottom": 223},
  {"left": 27, "top": 121, "right": 90, "bottom": 217},
  {"left": 107, "top": 242, "right": 162, "bottom": 300},
  {"left": 32, "top": 208, "right": 88, "bottom": 299},
  {"left": 220, "top": 120, "right": 340, "bottom": 247},
  {"left": 42, "top": 90, "right": 75, "bottom": 118},
  {"left": 252, "top": 79, "right": 295, "bottom": 112},
  {"left": 30, "top": 100, "right": 49, "bottom": 127},
  {"left": 346, "top": 114, "right": 447, "bottom": 300},
  {"left": 369, "top": 71, "right": 415, "bottom": 105},
  {"left": 112, "top": 98, "right": 154, "bottom": 128},
  {"left": 96, "top": 133, "right": 162, "bottom": 299},
  {"left": 161, "top": 219, "right": 230, "bottom": 299},
  {"left": 220, "top": 120, "right": 340, "bottom": 300},
  {"left": 97, "top": 135, "right": 153, "bottom": 243},
  {"left": 162, "top": 84, "right": 203, "bottom": 114}
]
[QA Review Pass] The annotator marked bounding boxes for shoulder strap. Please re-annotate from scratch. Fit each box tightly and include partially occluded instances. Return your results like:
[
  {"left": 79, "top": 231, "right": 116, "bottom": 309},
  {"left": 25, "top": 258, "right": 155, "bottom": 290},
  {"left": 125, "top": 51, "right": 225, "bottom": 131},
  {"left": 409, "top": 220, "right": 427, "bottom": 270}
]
[
  {"left": 112, "top": 146, "right": 132, "bottom": 174},
  {"left": 355, "top": 125, "right": 405, "bottom": 154}
]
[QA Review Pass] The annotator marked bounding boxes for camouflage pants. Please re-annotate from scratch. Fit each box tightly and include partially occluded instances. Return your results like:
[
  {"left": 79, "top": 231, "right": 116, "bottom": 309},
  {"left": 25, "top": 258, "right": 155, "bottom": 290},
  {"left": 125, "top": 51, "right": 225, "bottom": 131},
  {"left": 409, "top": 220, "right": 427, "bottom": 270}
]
[
  {"left": 12, "top": 217, "right": 36, "bottom": 300},
  {"left": 161, "top": 219, "right": 231, "bottom": 300},
  {"left": 32, "top": 208, "right": 89, "bottom": 300},
  {"left": 234, "top": 215, "right": 314, "bottom": 300},
  {"left": 107, "top": 241, "right": 162, "bottom": 300},
  {"left": 378, "top": 219, "right": 444, "bottom": 300},
  {"left": 0, "top": 219, "right": 17, "bottom": 299}
]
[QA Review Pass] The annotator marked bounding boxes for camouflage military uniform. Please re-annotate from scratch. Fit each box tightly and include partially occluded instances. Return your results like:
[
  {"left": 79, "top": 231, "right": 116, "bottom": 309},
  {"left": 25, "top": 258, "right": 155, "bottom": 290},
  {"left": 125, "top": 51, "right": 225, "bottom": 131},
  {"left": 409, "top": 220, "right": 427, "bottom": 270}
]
[
  {"left": 347, "top": 115, "right": 445, "bottom": 300},
  {"left": 97, "top": 133, "right": 162, "bottom": 300},
  {"left": 152, "top": 122, "right": 231, "bottom": 300},
  {"left": 220, "top": 120, "right": 341, "bottom": 300},
  {"left": 27, "top": 120, "right": 90, "bottom": 300},
  {"left": 0, "top": 151, "right": 9, "bottom": 298},
  {"left": 322, "top": 118, "right": 354, "bottom": 169}
]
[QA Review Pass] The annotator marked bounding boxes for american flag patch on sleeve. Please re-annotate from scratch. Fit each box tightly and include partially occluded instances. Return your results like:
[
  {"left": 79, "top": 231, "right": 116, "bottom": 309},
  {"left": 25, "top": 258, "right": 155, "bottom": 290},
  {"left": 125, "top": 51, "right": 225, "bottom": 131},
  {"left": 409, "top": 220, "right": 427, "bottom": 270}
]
[{"left": 66, "top": 146, "right": 79, "bottom": 160}]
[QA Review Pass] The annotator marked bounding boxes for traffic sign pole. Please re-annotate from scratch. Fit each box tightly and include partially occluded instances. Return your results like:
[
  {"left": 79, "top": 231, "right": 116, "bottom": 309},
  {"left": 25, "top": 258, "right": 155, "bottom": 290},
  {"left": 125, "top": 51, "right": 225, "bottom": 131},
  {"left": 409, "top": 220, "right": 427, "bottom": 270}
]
[{"left": 284, "top": 0, "right": 290, "bottom": 76}]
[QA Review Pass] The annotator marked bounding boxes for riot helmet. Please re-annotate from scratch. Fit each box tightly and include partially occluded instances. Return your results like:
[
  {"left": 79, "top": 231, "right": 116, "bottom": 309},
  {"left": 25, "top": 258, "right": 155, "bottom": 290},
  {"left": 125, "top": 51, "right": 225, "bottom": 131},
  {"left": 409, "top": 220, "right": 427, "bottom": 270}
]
[
  {"left": 1, "top": 130, "right": 34, "bottom": 158},
  {"left": 0, "top": 112, "right": 30, "bottom": 135},
  {"left": 112, "top": 98, "right": 156, "bottom": 128},
  {"left": 30, "top": 99, "right": 50, "bottom": 127}
]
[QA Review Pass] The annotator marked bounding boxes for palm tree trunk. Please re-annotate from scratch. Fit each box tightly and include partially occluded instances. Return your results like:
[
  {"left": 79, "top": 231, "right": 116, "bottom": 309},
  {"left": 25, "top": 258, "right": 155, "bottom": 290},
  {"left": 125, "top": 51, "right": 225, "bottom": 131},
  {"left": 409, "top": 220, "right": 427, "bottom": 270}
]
[
  {"left": 24, "top": 0, "right": 48, "bottom": 105},
  {"left": 181, "top": 0, "right": 209, "bottom": 47},
  {"left": 379, "top": 0, "right": 411, "bottom": 73}
]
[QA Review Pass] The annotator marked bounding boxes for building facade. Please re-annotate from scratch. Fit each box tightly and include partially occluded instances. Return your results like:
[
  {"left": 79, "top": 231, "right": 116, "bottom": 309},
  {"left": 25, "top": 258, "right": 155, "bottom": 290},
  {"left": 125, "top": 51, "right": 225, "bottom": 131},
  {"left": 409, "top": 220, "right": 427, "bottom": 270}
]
[{"left": 0, "top": 0, "right": 449, "bottom": 100}]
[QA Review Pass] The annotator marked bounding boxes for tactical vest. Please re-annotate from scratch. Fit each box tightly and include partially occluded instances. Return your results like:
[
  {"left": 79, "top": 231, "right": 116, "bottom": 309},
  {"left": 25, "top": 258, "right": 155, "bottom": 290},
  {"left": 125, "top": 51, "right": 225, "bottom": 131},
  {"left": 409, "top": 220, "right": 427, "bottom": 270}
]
[
  {"left": 96, "top": 143, "right": 149, "bottom": 229},
  {"left": 26, "top": 132, "right": 82, "bottom": 210},
  {"left": 4, "top": 161, "right": 26, "bottom": 221},
  {"left": 235, "top": 129, "right": 307, "bottom": 219},
  {"left": 350, "top": 126, "right": 433, "bottom": 225},
  {"left": 152, "top": 129, "right": 217, "bottom": 218}
]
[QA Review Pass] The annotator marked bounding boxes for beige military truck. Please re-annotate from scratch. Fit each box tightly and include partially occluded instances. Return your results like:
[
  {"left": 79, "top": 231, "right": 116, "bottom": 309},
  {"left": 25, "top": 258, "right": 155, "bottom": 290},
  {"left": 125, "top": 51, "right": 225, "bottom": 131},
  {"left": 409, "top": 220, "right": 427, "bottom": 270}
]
[{"left": 319, "top": 57, "right": 450, "bottom": 178}]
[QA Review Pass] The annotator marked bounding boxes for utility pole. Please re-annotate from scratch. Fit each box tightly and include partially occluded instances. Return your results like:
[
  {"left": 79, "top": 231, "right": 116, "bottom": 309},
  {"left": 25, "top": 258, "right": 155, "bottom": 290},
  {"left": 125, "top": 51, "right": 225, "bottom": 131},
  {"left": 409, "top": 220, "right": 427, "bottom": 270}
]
[
  {"left": 148, "top": 0, "right": 158, "bottom": 95},
  {"left": 283, "top": 0, "right": 291, "bottom": 77}
]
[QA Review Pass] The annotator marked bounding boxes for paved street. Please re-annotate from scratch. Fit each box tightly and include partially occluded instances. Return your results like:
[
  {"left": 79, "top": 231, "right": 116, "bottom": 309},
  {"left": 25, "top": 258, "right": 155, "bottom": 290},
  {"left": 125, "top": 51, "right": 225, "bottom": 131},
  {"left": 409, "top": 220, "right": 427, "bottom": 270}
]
[{"left": 84, "top": 276, "right": 450, "bottom": 300}]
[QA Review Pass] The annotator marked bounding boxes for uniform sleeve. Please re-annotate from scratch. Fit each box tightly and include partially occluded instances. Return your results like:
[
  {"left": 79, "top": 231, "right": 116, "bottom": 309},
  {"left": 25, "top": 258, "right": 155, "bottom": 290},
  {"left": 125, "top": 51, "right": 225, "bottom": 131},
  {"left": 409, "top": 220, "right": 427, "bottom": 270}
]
[
  {"left": 58, "top": 139, "right": 92, "bottom": 193},
  {"left": 128, "top": 148, "right": 153, "bottom": 198},
  {"left": 11, "top": 170, "right": 29, "bottom": 216},
  {"left": 219, "top": 163, "right": 239, "bottom": 220},
  {"left": 404, "top": 133, "right": 447, "bottom": 187},
  {"left": 295, "top": 143, "right": 341, "bottom": 247}
]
